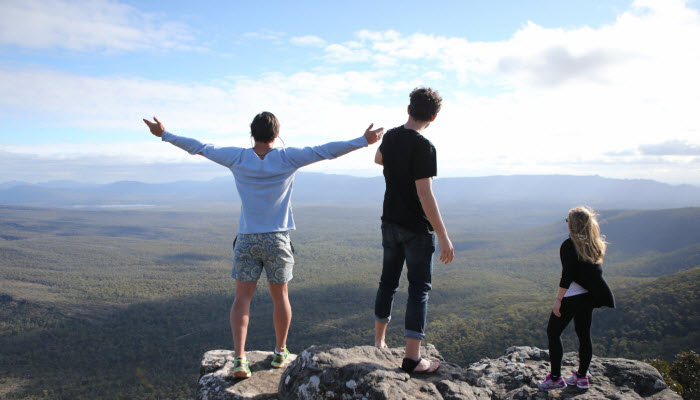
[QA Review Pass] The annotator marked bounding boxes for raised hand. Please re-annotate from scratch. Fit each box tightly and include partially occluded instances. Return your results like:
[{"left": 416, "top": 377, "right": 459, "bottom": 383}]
[
  {"left": 143, "top": 116, "right": 165, "bottom": 137},
  {"left": 364, "top": 123, "right": 384, "bottom": 145}
]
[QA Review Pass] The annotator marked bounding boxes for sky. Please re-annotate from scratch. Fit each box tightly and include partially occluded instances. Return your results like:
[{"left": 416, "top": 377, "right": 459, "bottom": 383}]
[{"left": 1, "top": 0, "right": 699, "bottom": 185}]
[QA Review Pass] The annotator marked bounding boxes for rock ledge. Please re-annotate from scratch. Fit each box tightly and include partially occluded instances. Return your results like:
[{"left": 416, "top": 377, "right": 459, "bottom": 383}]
[{"left": 198, "top": 345, "right": 680, "bottom": 400}]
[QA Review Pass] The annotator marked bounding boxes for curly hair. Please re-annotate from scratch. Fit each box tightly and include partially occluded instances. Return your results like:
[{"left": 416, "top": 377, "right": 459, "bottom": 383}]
[
  {"left": 250, "top": 111, "right": 280, "bottom": 143},
  {"left": 408, "top": 87, "right": 442, "bottom": 122}
]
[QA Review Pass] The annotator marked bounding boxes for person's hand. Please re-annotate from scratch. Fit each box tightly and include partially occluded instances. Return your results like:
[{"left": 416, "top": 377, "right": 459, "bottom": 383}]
[
  {"left": 552, "top": 299, "right": 562, "bottom": 317},
  {"left": 437, "top": 234, "right": 454, "bottom": 264},
  {"left": 364, "top": 123, "right": 384, "bottom": 145},
  {"left": 143, "top": 116, "right": 165, "bottom": 137}
]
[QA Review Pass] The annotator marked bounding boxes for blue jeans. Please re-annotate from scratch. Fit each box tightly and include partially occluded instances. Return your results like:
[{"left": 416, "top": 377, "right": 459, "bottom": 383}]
[{"left": 374, "top": 222, "right": 435, "bottom": 340}]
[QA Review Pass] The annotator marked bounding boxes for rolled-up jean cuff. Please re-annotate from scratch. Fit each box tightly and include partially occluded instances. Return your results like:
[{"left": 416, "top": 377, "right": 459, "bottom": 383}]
[
  {"left": 404, "top": 329, "right": 425, "bottom": 340},
  {"left": 374, "top": 314, "right": 391, "bottom": 324}
]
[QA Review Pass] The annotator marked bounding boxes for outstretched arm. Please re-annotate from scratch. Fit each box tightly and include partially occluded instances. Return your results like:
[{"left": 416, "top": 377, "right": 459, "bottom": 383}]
[
  {"left": 285, "top": 124, "right": 384, "bottom": 168},
  {"left": 416, "top": 177, "right": 454, "bottom": 264},
  {"left": 142, "top": 116, "right": 242, "bottom": 168}
]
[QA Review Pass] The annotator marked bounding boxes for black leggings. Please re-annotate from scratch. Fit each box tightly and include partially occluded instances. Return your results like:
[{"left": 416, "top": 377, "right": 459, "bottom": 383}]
[{"left": 547, "top": 293, "right": 594, "bottom": 377}]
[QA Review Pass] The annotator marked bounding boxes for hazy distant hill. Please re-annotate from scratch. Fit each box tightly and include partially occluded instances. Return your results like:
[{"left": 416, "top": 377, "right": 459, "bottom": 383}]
[
  {"left": 436, "top": 175, "right": 700, "bottom": 209},
  {"left": 1, "top": 173, "right": 699, "bottom": 211},
  {"left": 520, "top": 207, "right": 700, "bottom": 277},
  {"left": 513, "top": 208, "right": 700, "bottom": 259}
]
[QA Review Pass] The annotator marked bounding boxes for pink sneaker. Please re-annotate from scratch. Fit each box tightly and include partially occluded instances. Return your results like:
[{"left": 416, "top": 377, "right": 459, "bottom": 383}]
[
  {"left": 564, "top": 369, "right": 589, "bottom": 389},
  {"left": 537, "top": 373, "right": 567, "bottom": 391}
]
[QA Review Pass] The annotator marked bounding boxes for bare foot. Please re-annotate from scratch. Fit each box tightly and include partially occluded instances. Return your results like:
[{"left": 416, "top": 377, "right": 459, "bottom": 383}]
[{"left": 375, "top": 341, "right": 388, "bottom": 349}]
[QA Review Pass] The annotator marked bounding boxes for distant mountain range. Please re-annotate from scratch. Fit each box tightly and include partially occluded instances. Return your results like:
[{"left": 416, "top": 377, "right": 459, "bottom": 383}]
[{"left": 1, "top": 173, "right": 699, "bottom": 211}]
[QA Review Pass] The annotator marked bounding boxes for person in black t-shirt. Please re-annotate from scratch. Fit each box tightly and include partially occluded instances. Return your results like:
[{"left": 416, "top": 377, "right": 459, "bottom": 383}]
[{"left": 373, "top": 87, "right": 455, "bottom": 374}]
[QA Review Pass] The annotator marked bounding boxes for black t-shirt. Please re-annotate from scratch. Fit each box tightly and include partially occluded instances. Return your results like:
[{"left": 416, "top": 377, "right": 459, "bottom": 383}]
[{"left": 379, "top": 126, "right": 437, "bottom": 233}]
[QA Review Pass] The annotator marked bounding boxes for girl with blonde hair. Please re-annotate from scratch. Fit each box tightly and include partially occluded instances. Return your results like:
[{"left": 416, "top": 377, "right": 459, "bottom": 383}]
[{"left": 538, "top": 206, "right": 615, "bottom": 391}]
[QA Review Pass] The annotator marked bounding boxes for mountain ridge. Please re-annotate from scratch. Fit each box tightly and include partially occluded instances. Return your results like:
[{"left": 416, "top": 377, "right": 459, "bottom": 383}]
[{"left": 1, "top": 173, "right": 700, "bottom": 210}]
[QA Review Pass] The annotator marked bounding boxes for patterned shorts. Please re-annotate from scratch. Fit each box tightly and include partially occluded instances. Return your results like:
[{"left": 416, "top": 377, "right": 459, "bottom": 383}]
[{"left": 232, "top": 231, "right": 294, "bottom": 284}]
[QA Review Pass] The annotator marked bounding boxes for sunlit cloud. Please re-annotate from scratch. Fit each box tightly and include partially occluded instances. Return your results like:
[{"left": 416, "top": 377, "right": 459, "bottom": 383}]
[
  {"left": 0, "top": 67, "right": 401, "bottom": 140},
  {"left": 320, "top": 0, "right": 700, "bottom": 93},
  {"left": 0, "top": 69, "right": 239, "bottom": 134}
]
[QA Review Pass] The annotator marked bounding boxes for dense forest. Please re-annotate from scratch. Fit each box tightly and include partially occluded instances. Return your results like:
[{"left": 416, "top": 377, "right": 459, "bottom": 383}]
[{"left": 0, "top": 205, "right": 698, "bottom": 399}]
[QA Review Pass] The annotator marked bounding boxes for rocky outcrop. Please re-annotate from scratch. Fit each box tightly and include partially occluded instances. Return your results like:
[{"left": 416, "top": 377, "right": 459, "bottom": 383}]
[
  {"left": 198, "top": 350, "right": 297, "bottom": 400},
  {"left": 463, "top": 346, "right": 678, "bottom": 400},
  {"left": 279, "top": 344, "right": 490, "bottom": 400},
  {"left": 198, "top": 345, "right": 680, "bottom": 400}
]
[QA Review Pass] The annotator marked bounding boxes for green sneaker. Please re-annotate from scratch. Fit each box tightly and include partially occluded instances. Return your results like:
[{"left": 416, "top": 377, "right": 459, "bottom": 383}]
[
  {"left": 232, "top": 357, "right": 251, "bottom": 378},
  {"left": 271, "top": 347, "right": 290, "bottom": 368}
]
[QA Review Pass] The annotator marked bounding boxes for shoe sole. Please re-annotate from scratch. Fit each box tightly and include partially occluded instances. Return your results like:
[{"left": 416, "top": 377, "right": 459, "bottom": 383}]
[
  {"left": 538, "top": 384, "right": 567, "bottom": 391},
  {"left": 233, "top": 371, "right": 251, "bottom": 378},
  {"left": 271, "top": 362, "right": 285, "bottom": 369},
  {"left": 566, "top": 378, "right": 589, "bottom": 389}
]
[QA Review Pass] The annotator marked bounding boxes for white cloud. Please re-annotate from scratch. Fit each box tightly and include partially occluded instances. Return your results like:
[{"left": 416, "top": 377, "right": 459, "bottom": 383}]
[
  {"left": 0, "top": 0, "right": 196, "bottom": 52},
  {"left": 422, "top": 71, "right": 445, "bottom": 81},
  {"left": 0, "top": 67, "right": 401, "bottom": 162},
  {"left": 1, "top": 142, "right": 197, "bottom": 163},
  {"left": 0, "top": 149, "right": 228, "bottom": 183},
  {"left": 323, "top": 43, "right": 373, "bottom": 63},
  {"left": 290, "top": 35, "right": 326, "bottom": 47},
  {"left": 639, "top": 140, "right": 700, "bottom": 156},
  {"left": 322, "top": 0, "right": 699, "bottom": 93},
  {"left": 309, "top": 0, "right": 699, "bottom": 185},
  {"left": 2, "top": 0, "right": 700, "bottom": 186},
  {"left": 0, "top": 69, "right": 241, "bottom": 135}
]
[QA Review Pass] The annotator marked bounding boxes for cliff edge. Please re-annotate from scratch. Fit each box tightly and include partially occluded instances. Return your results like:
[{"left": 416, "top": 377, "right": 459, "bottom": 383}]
[{"left": 197, "top": 345, "right": 679, "bottom": 400}]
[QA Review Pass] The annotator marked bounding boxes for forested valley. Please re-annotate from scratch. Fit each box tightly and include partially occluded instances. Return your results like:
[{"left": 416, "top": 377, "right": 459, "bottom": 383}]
[{"left": 1, "top": 205, "right": 698, "bottom": 399}]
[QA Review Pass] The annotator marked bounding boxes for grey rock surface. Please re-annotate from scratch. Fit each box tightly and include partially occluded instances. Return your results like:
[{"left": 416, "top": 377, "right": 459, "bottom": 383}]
[
  {"left": 198, "top": 349, "right": 297, "bottom": 400},
  {"left": 463, "top": 346, "right": 681, "bottom": 400},
  {"left": 278, "top": 344, "right": 490, "bottom": 400},
  {"left": 198, "top": 345, "right": 680, "bottom": 400}
]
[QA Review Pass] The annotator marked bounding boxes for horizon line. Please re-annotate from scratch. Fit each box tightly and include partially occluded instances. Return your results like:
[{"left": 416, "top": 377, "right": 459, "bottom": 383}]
[{"left": 1, "top": 172, "right": 699, "bottom": 189}]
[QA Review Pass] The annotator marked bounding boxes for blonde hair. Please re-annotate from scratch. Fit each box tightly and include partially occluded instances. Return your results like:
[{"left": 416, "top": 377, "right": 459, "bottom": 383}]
[{"left": 567, "top": 206, "right": 607, "bottom": 264}]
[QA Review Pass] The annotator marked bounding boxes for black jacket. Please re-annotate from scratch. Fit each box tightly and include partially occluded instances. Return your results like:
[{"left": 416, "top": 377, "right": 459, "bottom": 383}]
[{"left": 559, "top": 238, "right": 615, "bottom": 309}]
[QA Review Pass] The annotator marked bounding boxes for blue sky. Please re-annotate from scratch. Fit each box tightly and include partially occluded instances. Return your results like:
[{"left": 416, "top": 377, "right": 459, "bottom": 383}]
[{"left": 1, "top": 0, "right": 700, "bottom": 184}]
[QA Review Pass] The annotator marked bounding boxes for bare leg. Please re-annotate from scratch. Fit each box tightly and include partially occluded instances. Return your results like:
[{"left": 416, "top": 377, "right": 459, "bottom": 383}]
[
  {"left": 269, "top": 282, "right": 292, "bottom": 352},
  {"left": 230, "top": 280, "right": 258, "bottom": 359},
  {"left": 375, "top": 320, "right": 389, "bottom": 348},
  {"left": 405, "top": 338, "right": 431, "bottom": 371}
]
